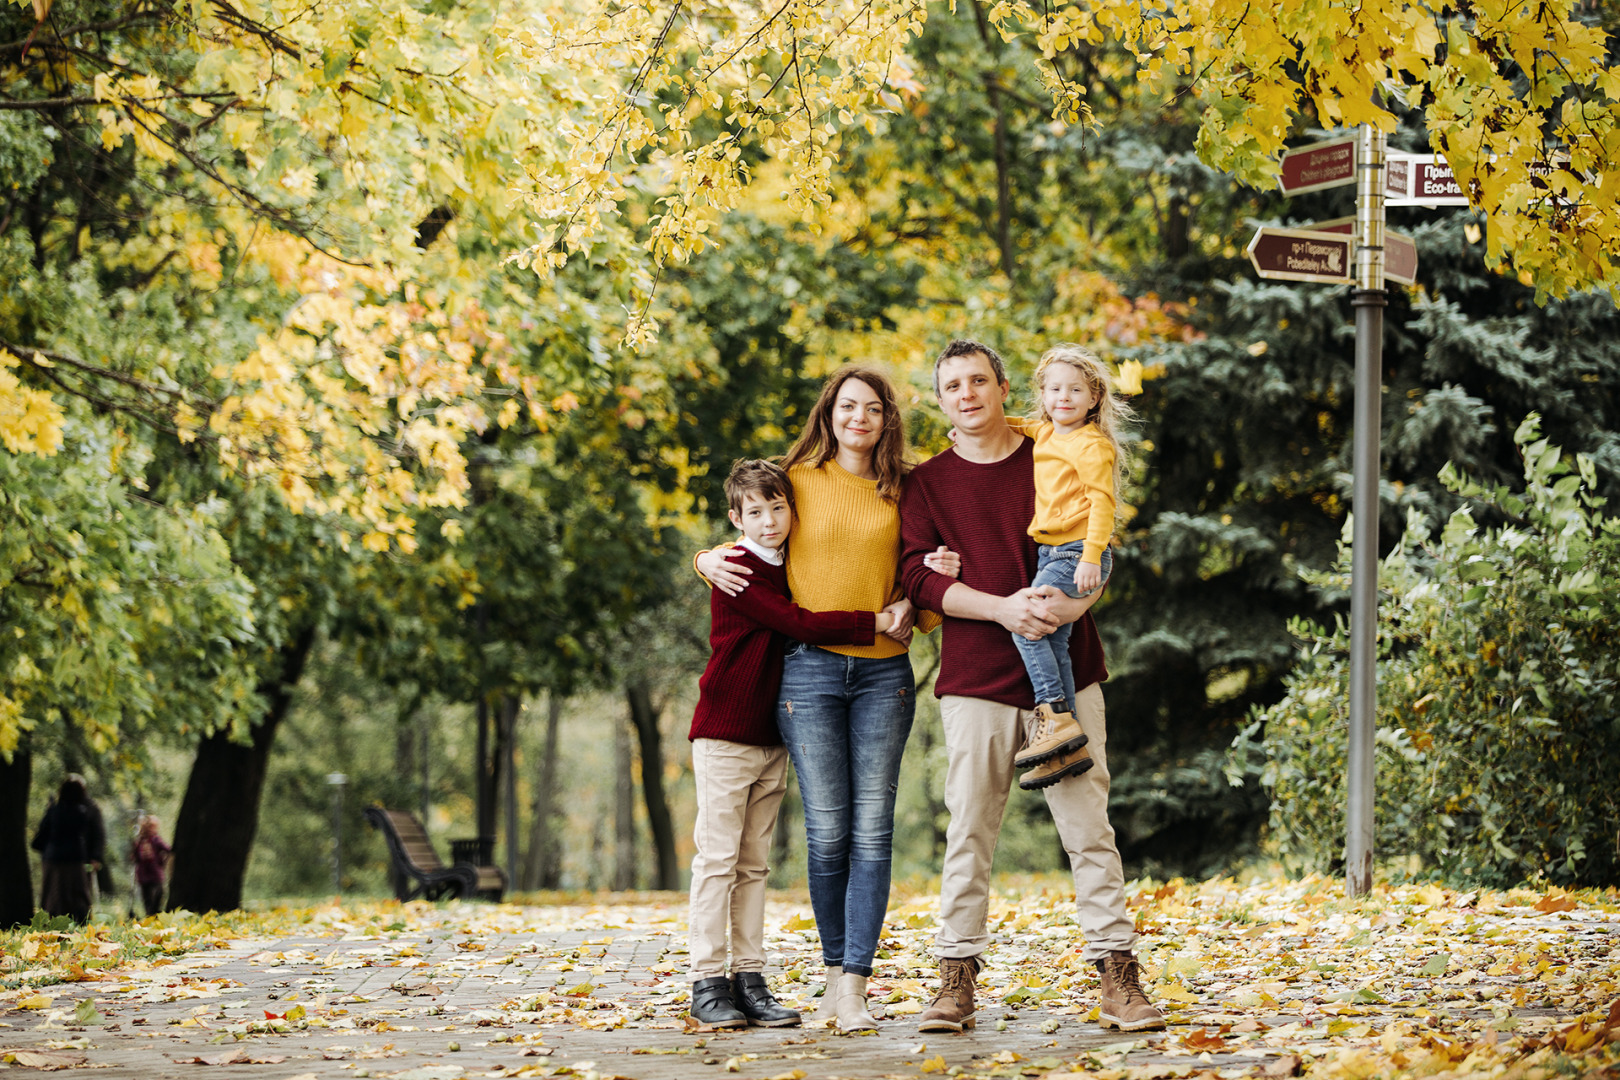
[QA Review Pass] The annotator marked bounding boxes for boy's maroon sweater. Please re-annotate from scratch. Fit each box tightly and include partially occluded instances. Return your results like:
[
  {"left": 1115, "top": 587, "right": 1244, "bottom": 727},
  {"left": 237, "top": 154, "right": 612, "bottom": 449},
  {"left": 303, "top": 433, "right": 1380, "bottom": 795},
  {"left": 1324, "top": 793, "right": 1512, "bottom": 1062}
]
[
  {"left": 690, "top": 548, "right": 877, "bottom": 745},
  {"left": 899, "top": 437, "right": 1108, "bottom": 709}
]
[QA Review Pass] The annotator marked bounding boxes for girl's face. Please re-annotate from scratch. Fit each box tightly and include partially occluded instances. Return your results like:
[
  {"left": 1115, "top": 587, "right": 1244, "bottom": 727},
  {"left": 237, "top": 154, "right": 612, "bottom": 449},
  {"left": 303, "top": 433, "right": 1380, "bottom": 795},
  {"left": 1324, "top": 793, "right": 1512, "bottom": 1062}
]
[
  {"left": 1042, "top": 362, "right": 1097, "bottom": 431},
  {"left": 831, "top": 377, "right": 885, "bottom": 457}
]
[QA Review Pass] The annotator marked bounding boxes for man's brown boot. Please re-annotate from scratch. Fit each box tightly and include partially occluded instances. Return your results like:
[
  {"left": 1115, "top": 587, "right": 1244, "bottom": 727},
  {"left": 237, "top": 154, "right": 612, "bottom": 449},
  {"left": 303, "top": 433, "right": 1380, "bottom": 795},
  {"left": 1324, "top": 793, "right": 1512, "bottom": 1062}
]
[
  {"left": 917, "top": 956, "right": 981, "bottom": 1033},
  {"left": 1014, "top": 703, "right": 1089, "bottom": 768},
  {"left": 1019, "top": 742, "right": 1094, "bottom": 790},
  {"left": 1096, "top": 951, "right": 1165, "bottom": 1031}
]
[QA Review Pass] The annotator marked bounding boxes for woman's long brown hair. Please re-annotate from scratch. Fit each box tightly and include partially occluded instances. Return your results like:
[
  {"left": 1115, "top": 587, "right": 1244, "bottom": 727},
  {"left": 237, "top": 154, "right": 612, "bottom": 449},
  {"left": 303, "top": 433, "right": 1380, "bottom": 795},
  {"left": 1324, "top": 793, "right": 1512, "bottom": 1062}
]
[{"left": 781, "top": 366, "right": 910, "bottom": 503}]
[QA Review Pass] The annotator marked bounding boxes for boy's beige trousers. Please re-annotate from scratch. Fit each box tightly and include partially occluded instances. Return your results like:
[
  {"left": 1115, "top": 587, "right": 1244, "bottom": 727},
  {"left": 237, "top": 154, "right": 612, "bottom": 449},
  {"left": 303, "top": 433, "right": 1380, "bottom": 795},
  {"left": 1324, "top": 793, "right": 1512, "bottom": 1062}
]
[
  {"left": 935, "top": 683, "right": 1137, "bottom": 961},
  {"left": 688, "top": 739, "right": 789, "bottom": 979}
]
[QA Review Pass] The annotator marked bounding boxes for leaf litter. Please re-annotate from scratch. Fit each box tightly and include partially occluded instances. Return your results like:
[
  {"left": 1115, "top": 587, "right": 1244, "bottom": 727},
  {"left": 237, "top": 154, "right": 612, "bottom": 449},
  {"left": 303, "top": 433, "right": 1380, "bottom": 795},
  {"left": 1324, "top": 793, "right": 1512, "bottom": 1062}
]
[{"left": 0, "top": 875, "right": 1613, "bottom": 1080}]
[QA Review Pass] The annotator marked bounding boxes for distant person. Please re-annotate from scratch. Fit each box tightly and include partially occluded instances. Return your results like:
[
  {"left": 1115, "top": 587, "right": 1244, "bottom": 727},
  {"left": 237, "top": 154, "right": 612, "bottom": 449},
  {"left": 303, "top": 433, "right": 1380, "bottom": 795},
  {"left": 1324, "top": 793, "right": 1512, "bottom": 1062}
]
[
  {"left": 131, "top": 815, "right": 172, "bottom": 917},
  {"left": 684, "top": 459, "right": 907, "bottom": 1031},
  {"left": 31, "top": 775, "right": 107, "bottom": 923}
]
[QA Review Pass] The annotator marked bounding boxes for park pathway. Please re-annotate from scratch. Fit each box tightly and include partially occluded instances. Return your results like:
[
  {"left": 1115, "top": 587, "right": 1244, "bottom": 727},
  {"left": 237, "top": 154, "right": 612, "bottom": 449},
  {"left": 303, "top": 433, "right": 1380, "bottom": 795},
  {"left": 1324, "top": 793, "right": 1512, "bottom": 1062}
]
[{"left": 2, "top": 883, "right": 1616, "bottom": 1080}]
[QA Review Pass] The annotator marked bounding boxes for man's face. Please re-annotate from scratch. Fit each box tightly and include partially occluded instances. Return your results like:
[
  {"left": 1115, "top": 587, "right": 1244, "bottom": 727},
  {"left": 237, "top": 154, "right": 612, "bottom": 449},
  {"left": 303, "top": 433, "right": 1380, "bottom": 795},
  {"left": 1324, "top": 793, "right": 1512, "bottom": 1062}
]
[{"left": 936, "top": 353, "right": 1009, "bottom": 435}]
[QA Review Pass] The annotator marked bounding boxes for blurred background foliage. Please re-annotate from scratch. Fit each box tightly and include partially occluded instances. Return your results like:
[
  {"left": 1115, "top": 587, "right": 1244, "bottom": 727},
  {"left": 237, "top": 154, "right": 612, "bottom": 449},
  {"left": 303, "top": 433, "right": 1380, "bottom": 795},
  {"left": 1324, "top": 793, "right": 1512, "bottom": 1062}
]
[{"left": 6, "top": 0, "right": 1620, "bottom": 921}]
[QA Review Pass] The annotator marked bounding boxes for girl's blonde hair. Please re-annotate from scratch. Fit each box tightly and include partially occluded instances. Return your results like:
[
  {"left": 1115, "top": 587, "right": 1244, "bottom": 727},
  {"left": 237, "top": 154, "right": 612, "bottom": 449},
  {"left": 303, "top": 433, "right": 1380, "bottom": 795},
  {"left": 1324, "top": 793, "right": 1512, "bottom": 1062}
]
[{"left": 1030, "top": 343, "right": 1134, "bottom": 493}]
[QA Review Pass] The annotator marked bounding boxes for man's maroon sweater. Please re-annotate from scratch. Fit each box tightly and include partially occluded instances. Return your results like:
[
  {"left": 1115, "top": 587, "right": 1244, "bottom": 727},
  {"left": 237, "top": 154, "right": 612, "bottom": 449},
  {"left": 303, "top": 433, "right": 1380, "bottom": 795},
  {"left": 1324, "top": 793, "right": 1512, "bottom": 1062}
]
[
  {"left": 900, "top": 437, "right": 1107, "bottom": 709},
  {"left": 690, "top": 548, "right": 878, "bottom": 745}
]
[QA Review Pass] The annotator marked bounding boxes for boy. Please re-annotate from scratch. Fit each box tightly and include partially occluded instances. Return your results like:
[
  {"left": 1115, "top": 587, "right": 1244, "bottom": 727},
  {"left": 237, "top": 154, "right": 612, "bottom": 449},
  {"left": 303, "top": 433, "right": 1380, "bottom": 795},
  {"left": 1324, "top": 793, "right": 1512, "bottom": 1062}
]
[{"left": 687, "top": 459, "right": 900, "bottom": 1030}]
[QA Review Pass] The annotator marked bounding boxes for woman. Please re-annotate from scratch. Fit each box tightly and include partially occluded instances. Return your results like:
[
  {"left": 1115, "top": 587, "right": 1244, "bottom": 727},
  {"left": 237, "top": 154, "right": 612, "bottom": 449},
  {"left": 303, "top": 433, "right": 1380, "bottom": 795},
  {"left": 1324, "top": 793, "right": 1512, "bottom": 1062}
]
[
  {"left": 31, "top": 775, "right": 106, "bottom": 923},
  {"left": 131, "top": 815, "right": 172, "bottom": 917},
  {"left": 698, "top": 366, "right": 932, "bottom": 1030}
]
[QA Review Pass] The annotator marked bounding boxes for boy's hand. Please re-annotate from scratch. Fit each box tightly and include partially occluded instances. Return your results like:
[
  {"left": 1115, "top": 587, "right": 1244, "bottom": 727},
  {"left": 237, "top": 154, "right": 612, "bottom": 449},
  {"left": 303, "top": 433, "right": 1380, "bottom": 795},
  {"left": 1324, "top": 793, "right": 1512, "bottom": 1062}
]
[
  {"left": 881, "top": 597, "right": 916, "bottom": 640},
  {"left": 1074, "top": 561, "right": 1101, "bottom": 593},
  {"left": 923, "top": 545, "right": 961, "bottom": 579},
  {"left": 697, "top": 547, "right": 753, "bottom": 596}
]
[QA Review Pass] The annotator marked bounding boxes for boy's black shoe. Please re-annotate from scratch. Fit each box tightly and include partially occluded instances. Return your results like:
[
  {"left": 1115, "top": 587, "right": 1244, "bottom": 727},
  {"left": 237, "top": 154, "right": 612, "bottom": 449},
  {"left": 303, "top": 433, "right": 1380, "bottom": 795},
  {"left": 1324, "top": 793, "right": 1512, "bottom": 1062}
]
[
  {"left": 691, "top": 976, "right": 747, "bottom": 1029},
  {"left": 731, "top": 972, "right": 802, "bottom": 1027}
]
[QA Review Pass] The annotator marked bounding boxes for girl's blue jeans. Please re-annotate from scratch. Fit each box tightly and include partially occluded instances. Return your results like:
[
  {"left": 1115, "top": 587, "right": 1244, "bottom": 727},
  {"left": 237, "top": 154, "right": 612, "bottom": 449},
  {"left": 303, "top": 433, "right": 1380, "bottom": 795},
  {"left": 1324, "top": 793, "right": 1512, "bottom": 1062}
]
[
  {"left": 775, "top": 644, "right": 915, "bottom": 978},
  {"left": 1013, "top": 543, "right": 1112, "bottom": 713}
]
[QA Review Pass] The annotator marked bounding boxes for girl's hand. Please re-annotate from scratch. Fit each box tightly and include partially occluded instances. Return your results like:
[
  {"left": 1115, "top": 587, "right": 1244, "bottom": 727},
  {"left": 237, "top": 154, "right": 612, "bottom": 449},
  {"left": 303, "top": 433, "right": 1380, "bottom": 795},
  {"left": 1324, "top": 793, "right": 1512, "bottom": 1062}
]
[
  {"left": 697, "top": 547, "right": 753, "bottom": 597},
  {"left": 923, "top": 545, "right": 962, "bottom": 579},
  {"left": 1074, "top": 561, "right": 1102, "bottom": 593},
  {"left": 881, "top": 596, "right": 916, "bottom": 640}
]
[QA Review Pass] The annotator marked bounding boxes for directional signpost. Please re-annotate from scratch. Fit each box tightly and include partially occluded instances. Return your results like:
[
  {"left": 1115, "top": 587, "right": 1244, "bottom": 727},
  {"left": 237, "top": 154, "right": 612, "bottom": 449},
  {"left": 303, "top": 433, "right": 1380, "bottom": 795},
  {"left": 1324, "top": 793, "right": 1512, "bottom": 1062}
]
[{"left": 1253, "top": 130, "right": 1469, "bottom": 897}]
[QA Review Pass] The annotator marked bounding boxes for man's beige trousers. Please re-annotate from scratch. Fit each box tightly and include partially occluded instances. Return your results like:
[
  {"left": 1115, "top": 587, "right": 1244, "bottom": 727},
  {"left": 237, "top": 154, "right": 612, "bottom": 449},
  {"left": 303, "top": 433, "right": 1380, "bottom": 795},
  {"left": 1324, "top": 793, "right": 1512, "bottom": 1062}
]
[{"left": 935, "top": 683, "right": 1137, "bottom": 961}]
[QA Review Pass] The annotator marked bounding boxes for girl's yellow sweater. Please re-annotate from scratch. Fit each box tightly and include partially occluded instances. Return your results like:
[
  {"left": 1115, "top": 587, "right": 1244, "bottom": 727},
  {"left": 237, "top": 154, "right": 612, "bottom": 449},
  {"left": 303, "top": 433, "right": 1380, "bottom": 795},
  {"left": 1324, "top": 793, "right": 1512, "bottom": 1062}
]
[{"left": 1016, "top": 420, "right": 1117, "bottom": 564}]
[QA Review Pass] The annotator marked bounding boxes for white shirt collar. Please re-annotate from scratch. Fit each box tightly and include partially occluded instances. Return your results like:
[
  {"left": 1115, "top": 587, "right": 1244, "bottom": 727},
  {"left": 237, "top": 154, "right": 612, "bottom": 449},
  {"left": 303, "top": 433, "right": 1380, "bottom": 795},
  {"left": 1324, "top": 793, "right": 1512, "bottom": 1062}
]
[{"left": 737, "top": 535, "right": 785, "bottom": 565}]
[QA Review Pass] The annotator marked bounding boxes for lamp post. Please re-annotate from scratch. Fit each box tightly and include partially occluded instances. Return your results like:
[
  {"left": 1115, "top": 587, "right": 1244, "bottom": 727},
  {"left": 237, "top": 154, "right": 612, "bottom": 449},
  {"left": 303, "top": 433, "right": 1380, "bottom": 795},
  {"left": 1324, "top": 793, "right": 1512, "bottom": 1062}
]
[{"left": 326, "top": 773, "right": 348, "bottom": 896}]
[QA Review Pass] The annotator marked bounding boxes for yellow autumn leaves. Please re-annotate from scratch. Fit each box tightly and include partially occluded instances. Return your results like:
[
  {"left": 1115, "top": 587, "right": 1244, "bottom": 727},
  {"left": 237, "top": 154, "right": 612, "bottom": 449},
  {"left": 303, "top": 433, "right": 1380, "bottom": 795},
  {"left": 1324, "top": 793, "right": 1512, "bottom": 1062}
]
[{"left": 0, "top": 350, "right": 65, "bottom": 457}]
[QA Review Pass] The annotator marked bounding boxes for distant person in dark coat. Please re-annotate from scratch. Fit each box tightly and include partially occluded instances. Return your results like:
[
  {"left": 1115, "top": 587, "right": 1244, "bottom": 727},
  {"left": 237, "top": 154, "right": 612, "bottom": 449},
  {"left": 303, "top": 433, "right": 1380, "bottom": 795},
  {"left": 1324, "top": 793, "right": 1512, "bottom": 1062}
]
[
  {"left": 31, "top": 775, "right": 106, "bottom": 923},
  {"left": 131, "top": 815, "right": 171, "bottom": 917}
]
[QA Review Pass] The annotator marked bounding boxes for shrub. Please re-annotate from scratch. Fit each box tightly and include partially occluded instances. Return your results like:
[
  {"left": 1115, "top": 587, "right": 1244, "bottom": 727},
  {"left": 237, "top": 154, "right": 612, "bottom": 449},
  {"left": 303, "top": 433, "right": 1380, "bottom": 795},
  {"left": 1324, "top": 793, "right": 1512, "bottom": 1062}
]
[{"left": 1229, "top": 417, "right": 1620, "bottom": 887}]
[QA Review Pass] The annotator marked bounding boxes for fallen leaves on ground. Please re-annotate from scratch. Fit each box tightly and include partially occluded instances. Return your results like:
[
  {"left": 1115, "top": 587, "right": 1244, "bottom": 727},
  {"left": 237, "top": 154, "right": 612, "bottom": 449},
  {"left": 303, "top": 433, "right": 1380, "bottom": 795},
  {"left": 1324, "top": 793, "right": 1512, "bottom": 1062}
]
[{"left": 0, "top": 876, "right": 1615, "bottom": 1080}]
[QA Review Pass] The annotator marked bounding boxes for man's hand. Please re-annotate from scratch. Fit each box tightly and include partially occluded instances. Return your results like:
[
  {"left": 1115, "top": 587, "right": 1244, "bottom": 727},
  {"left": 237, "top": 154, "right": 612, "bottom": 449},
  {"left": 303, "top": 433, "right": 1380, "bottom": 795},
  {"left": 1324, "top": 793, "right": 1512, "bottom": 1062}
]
[
  {"left": 696, "top": 547, "right": 753, "bottom": 596},
  {"left": 1074, "top": 561, "right": 1101, "bottom": 593},
  {"left": 1033, "top": 584, "right": 1100, "bottom": 624},
  {"left": 922, "top": 545, "right": 961, "bottom": 579},
  {"left": 997, "top": 588, "right": 1061, "bottom": 641}
]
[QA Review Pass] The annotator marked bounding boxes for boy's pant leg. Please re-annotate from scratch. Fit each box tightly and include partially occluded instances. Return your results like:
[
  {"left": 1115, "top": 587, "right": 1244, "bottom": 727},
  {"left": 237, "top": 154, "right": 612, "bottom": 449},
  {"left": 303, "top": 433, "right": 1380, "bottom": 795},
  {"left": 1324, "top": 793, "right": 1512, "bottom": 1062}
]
[
  {"left": 1041, "top": 682, "right": 1137, "bottom": 959},
  {"left": 934, "top": 696, "right": 1022, "bottom": 958},
  {"left": 690, "top": 740, "right": 784, "bottom": 978},
  {"left": 728, "top": 746, "right": 789, "bottom": 972}
]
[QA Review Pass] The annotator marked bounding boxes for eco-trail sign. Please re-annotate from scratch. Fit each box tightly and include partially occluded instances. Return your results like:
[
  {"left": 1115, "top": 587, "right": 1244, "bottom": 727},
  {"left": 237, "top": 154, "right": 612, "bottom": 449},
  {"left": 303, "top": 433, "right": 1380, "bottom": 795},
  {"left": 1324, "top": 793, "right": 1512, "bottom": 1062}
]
[{"left": 1252, "top": 131, "right": 1470, "bottom": 898}]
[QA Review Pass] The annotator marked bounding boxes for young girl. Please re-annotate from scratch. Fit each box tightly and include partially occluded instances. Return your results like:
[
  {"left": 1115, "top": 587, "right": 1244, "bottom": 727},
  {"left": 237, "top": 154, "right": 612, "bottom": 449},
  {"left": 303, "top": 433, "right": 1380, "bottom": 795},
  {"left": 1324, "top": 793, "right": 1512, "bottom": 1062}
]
[{"left": 926, "top": 343, "right": 1131, "bottom": 790}]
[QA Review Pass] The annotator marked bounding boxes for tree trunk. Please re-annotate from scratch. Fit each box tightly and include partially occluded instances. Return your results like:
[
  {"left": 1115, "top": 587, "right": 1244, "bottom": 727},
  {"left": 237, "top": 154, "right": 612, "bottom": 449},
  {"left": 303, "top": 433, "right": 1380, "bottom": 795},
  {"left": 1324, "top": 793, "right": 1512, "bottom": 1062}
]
[
  {"left": 167, "top": 625, "right": 316, "bottom": 913},
  {"left": 501, "top": 694, "right": 518, "bottom": 887},
  {"left": 613, "top": 714, "right": 634, "bottom": 891},
  {"left": 475, "top": 696, "right": 494, "bottom": 841},
  {"left": 0, "top": 739, "right": 34, "bottom": 928},
  {"left": 970, "top": 0, "right": 1013, "bottom": 279},
  {"left": 522, "top": 693, "right": 564, "bottom": 891},
  {"left": 626, "top": 678, "right": 678, "bottom": 891}
]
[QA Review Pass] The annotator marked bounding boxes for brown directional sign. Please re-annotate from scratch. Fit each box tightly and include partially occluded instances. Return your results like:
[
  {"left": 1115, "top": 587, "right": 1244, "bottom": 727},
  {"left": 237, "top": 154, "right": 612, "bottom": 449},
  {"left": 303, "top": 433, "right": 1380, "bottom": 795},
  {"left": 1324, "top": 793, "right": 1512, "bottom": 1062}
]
[
  {"left": 1385, "top": 153, "right": 1471, "bottom": 206},
  {"left": 1247, "top": 227, "right": 1353, "bottom": 283},
  {"left": 1278, "top": 137, "right": 1358, "bottom": 195},
  {"left": 1312, "top": 218, "right": 1419, "bottom": 285}
]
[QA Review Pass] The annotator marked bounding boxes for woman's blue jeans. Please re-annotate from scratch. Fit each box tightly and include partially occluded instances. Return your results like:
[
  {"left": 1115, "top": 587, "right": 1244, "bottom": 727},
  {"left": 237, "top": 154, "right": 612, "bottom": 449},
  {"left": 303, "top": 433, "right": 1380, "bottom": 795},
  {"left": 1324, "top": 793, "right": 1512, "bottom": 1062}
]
[{"left": 776, "top": 644, "right": 915, "bottom": 978}]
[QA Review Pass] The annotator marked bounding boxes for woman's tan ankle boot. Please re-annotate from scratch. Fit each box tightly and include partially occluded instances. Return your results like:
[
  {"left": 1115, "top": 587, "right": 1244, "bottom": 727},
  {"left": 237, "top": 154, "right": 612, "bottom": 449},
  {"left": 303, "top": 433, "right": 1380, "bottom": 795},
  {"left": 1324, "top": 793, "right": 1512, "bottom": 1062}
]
[
  {"left": 813, "top": 964, "right": 843, "bottom": 1024},
  {"left": 836, "top": 973, "right": 878, "bottom": 1031}
]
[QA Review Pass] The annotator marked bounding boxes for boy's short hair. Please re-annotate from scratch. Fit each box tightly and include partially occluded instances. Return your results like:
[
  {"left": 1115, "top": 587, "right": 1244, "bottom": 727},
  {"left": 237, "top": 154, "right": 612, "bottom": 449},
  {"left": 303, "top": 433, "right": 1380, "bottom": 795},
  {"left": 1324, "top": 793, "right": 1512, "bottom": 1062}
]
[
  {"left": 934, "top": 338, "right": 1009, "bottom": 395},
  {"left": 725, "top": 458, "right": 795, "bottom": 515}
]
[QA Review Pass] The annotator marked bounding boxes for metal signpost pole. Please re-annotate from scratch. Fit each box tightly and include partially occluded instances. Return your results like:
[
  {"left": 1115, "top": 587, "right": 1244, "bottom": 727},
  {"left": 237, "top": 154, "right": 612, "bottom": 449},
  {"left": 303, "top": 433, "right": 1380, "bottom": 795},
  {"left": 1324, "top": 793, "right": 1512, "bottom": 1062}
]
[
  {"left": 1345, "top": 124, "right": 1386, "bottom": 898},
  {"left": 327, "top": 772, "right": 348, "bottom": 897}
]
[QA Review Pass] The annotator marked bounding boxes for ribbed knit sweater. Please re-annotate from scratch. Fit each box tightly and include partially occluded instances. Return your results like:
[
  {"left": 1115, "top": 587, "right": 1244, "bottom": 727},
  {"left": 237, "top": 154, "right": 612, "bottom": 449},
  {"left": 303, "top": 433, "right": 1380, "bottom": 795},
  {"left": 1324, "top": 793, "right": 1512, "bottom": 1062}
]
[
  {"left": 783, "top": 461, "right": 942, "bottom": 657},
  {"left": 689, "top": 548, "right": 877, "bottom": 745},
  {"left": 1026, "top": 422, "right": 1116, "bottom": 564},
  {"left": 900, "top": 438, "right": 1108, "bottom": 708}
]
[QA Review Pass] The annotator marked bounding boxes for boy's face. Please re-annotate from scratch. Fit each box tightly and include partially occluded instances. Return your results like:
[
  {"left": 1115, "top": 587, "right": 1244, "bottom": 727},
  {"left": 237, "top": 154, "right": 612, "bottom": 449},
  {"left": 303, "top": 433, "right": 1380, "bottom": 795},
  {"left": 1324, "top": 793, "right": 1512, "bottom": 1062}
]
[{"left": 729, "top": 490, "right": 793, "bottom": 551}]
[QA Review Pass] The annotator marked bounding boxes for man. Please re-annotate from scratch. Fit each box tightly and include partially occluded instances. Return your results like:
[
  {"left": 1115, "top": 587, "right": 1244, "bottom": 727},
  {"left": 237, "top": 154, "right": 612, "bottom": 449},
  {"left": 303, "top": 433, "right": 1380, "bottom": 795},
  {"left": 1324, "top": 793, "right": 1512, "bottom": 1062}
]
[{"left": 899, "top": 339, "right": 1164, "bottom": 1034}]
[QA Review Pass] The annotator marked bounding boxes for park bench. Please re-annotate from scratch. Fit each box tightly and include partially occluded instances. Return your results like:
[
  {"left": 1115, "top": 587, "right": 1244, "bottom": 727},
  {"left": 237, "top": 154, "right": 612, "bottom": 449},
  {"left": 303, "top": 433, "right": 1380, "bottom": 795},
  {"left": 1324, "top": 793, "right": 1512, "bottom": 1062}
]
[{"left": 363, "top": 808, "right": 505, "bottom": 902}]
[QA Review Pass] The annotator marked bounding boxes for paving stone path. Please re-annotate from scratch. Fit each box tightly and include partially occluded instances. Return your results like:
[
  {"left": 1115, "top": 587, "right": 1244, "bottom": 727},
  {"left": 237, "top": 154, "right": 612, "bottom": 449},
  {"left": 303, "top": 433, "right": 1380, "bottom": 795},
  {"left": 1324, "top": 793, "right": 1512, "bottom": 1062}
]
[{"left": 1, "top": 892, "right": 1612, "bottom": 1080}]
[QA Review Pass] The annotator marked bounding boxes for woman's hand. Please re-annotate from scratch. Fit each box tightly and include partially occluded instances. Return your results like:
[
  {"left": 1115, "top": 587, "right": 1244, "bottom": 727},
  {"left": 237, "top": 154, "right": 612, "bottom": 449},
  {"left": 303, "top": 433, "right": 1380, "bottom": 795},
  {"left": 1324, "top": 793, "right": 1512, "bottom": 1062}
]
[
  {"left": 881, "top": 596, "right": 916, "bottom": 641},
  {"left": 696, "top": 547, "right": 753, "bottom": 597},
  {"left": 923, "top": 545, "right": 961, "bottom": 579},
  {"left": 1074, "top": 561, "right": 1102, "bottom": 593}
]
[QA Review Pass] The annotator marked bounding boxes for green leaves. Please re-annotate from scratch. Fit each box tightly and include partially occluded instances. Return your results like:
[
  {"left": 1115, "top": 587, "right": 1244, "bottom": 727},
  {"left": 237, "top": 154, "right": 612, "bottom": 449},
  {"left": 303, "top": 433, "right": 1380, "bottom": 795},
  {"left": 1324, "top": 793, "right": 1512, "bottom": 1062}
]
[{"left": 1235, "top": 419, "right": 1620, "bottom": 887}]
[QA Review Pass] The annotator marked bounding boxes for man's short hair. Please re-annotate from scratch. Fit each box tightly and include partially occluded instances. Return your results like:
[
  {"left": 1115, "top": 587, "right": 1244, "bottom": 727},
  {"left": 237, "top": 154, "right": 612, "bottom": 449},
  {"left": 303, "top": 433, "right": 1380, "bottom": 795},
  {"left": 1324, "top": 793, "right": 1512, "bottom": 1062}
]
[
  {"left": 933, "top": 339, "right": 1008, "bottom": 396},
  {"left": 724, "top": 458, "right": 795, "bottom": 515}
]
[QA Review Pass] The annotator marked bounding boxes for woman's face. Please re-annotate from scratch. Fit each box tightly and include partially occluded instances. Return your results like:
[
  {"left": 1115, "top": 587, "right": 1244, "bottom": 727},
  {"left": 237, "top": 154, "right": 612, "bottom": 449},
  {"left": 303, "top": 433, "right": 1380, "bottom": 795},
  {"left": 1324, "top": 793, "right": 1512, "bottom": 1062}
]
[{"left": 831, "top": 377, "right": 885, "bottom": 457}]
